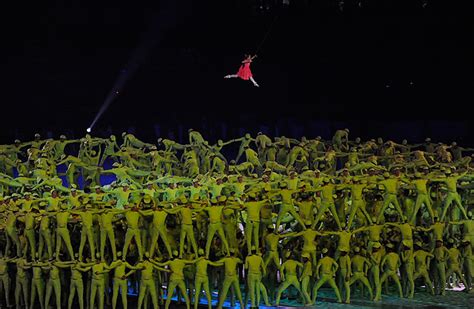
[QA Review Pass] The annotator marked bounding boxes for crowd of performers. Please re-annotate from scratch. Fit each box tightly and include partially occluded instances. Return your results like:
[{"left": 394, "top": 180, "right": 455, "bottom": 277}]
[{"left": 0, "top": 129, "right": 473, "bottom": 309}]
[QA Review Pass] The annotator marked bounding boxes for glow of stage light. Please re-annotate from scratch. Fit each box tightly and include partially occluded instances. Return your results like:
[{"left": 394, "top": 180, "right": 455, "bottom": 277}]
[
  {"left": 86, "top": 1, "right": 181, "bottom": 131},
  {"left": 86, "top": 127, "right": 91, "bottom": 133},
  {"left": 87, "top": 43, "right": 150, "bottom": 131}
]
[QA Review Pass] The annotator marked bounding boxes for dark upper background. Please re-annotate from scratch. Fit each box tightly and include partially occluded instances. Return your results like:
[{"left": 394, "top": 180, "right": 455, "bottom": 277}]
[{"left": 3, "top": 0, "right": 474, "bottom": 145}]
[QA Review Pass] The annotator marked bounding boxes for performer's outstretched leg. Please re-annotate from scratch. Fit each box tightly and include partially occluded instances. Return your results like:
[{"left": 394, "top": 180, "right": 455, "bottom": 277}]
[
  {"left": 224, "top": 74, "right": 238, "bottom": 78},
  {"left": 250, "top": 77, "right": 259, "bottom": 87}
]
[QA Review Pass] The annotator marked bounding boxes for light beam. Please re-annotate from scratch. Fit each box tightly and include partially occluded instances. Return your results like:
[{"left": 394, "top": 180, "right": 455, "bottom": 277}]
[{"left": 86, "top": 0, "right": 184, "bottom": 131}]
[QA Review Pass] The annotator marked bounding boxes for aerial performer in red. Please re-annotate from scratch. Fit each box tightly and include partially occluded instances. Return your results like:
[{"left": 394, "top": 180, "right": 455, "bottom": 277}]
[{"left": 224, "top": 54, "right": 259, "bottom": 87}]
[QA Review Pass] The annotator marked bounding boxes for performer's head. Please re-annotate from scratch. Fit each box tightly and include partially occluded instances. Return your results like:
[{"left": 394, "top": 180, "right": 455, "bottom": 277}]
[
  {"left": 393, "top": 168, "right": 401, "bottom": 177},
  {"left": 461, "top": 238, "right": 470, "bottom": 248},
  {"left": 447, "top": 238, "right": 456, "bottom": 249},
  {"left": 250, "top": 246, "right": 257, "bottom": 255}
]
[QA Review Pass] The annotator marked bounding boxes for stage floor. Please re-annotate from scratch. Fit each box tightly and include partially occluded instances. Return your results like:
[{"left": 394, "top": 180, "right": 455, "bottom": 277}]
[
  {"left": 144, "top": 287, "right": 473, "bottom": 309},
  {"left": 249, "top": 288, "right": 473, "bottom": 309}
]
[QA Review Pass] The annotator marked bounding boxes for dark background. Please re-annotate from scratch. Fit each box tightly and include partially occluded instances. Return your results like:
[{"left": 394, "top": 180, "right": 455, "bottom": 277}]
[{"left": 4, "top": 1, "right": 474, "bottom": 145}]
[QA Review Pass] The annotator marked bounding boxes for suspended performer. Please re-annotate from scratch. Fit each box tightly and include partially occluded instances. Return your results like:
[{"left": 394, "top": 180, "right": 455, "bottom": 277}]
[{"left": 224, "top": 54, "right": 259, "bottom": 87}]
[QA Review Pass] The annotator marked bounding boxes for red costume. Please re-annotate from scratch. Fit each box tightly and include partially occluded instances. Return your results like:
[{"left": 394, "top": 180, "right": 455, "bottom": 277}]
[
  {"left": 225, "top": 56, "right": 258, "bottom": 86},
  {"left": 237, "top": 60, "right": 253, "bottom": 80}
]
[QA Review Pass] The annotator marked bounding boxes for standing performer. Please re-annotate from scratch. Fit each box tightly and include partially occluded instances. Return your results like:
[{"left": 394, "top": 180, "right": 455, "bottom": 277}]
[{"left": 224, "top": 54, "right": 260, "bottom": 87}]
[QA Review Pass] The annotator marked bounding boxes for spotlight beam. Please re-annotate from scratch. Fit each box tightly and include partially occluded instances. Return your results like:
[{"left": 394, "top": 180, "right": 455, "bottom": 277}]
[{"left": 87, "top": 0, "right": 186, "bottom": 131}]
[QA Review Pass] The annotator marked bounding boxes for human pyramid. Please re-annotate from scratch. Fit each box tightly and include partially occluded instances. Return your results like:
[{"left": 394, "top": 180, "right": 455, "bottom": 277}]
[{"left": 0, "top": 128, "right": 473, "bottom": 309}]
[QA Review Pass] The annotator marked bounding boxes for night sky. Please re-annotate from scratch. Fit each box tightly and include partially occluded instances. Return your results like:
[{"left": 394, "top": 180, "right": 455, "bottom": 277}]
[{"left": 4, "top": 1, "right": 474, "bottom": 144}]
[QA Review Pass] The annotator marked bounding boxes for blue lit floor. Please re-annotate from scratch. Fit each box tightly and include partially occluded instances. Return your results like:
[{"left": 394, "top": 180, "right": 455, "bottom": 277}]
[{"left": 124, "top": 287, "right": 473, "bottom": 309}]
